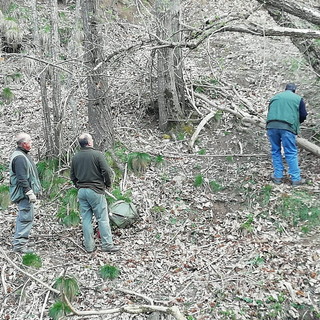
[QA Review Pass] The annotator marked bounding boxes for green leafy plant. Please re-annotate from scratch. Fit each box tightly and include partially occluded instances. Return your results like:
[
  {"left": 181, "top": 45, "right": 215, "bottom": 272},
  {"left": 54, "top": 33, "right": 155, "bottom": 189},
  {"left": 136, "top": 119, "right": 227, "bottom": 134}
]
[
  {"left": 2, "top": 87, "right": 14, "bottom": 103},
  {"left": 260, "top": 184, "right": 272, "bottom": 205},
  {"left": 53, "top": 276, "right": 79, "bottom": 301},
  {"left": 209, "top": 180, "right": 223, "bottom": 192},
  {"left": 249, "top": 255, "right": 265, "bottom": 266},
  {"left": 49, "top": 300, "right": 72, "bottom": 320},
  {"left": 241, "top": 214, "right": 254, "bottom": 232},
  {"left": 176, "top": 132, "right": 185, "bottom": 141},
  {"left": 56, "top": 188, "right": 80, "bottom": 226},
  {"left": 154, "top": 154, "right": 165, "bottom": 166},
  {"left": 197, "top": 149, "right": 206, "bottom": 155},
  {"left": 194, "top": 174, "right": 204, "bottom": 187},
  {"left": 100, "top": 265, "right": 120, "bottom": 280},
  {"left": 22, "top": 253, "right": 42, "bottom": 269},
  {"left": 0, "top": 184, "right": 10, "bottom": 209},
  {"left": 151, "top": 205, "right": 166, "bottom": 214},
  {"left": 105, "top": 188, "right": 132, "bottom": 205},
  {"left": 127, "top": 152, "right": 152, "bottom": 173}
]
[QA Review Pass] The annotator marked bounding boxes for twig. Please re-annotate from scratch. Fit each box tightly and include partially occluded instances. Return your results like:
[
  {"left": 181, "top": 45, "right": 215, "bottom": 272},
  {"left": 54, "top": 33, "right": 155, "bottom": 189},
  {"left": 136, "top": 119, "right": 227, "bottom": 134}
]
[
  {"left": 1, "top": 264, "right": 7, "bottom": 295},
  {"left": 117, "top": 288, "right": 154, "bottom": 305},
  {"left": 15, "top": 278, "right": 30, "bottom": 317}
]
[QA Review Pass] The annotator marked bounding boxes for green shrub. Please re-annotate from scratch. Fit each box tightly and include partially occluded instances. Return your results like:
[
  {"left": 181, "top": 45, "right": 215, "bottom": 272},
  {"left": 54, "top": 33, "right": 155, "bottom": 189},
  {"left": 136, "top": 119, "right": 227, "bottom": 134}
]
[
  {"left": 194, "top": 174, "right": 204, "bottom": 187},
  {"left": 22, "top": 253, "right": 42, "bottom": 269},
  {"left": 2, "top": 87, "right": 14, "bottom": 103},
  {"left": 127, "top": 152, "right": 152, "bottom": 173},
  {"left": 100, "top": 265, "right": 120, "bottom": 280},
  {"left": 53, "top": 276, "right": 79, "bottom": 301},
  {"left": 49, "top": 301, "right": 72, "bottom": 320},
  {"left": 241, "top": 214, "right": 254, "bottom": 232},
  {"left": 209, "top": 180, "right": 223, "bottom": 192}
]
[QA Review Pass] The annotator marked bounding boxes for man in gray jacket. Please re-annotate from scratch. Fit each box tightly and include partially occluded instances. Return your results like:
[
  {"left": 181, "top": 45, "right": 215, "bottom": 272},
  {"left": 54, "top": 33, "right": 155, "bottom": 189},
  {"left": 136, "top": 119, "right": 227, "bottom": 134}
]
[
  {"left": 9, "top": 133, "right": 41, "bottom": 253},
  {"left": 70, "top": 133, "right": 120, "bottom": 253}
]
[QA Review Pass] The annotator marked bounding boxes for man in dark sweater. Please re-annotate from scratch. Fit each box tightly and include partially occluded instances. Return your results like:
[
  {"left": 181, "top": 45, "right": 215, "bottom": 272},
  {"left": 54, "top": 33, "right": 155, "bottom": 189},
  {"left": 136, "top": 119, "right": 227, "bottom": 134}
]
[
  {"left": 266, "top": 83, "right": 307, "bottom": 186},
  {"left": 70, "top": 133, "right": 120, "bottom": 253}
]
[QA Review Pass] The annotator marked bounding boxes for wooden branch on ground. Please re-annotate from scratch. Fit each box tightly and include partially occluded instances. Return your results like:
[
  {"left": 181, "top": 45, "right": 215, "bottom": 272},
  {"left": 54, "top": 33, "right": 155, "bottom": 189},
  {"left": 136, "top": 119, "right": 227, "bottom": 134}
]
[
  {"left": 189, "top": 91, "right": 320, "bottom": 157},
  {"left": 63, "top": 293, "right": 186, "bottom": 320}
]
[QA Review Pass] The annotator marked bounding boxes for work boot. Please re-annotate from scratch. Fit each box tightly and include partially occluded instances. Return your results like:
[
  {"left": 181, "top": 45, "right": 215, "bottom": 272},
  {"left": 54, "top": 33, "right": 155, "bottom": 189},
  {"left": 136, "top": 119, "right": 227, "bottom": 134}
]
[
  {"left": 13, "top": 246, "right": 33, "bottom": 254},
  {"left": 292, "top": 179, "right": 306, "bottom": 187},
  {"left": 271, "top": 177, "right": 283, "bottom": 185},
  {"left": 102, "top": 245, "right": 120, "bottom": 253}
]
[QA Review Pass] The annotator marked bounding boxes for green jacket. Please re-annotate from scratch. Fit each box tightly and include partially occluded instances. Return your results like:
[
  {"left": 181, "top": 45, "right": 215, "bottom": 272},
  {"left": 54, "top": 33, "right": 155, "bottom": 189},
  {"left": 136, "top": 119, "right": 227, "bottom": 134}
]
[
  {"left": 266, "top": 90, "right": 301, "bottom": 134},
  {"left": 70, "top": 147, "right": 113, "bottom": 194},
  {"left": 9, "top": 149, "right": 42, "bottom": 203}
]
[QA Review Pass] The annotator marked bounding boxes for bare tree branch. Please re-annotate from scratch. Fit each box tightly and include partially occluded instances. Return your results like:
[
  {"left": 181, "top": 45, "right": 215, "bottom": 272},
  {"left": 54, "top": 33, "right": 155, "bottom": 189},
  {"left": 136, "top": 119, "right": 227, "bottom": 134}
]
[
  {"left": 63, "top": 293, "right": 186, "bottom": 320},
  {"left": 256, "top": 0, "right": 320, "bottom": 26},
  {"left": 223, "top": 24, "right": 320, "bottom": 39}
]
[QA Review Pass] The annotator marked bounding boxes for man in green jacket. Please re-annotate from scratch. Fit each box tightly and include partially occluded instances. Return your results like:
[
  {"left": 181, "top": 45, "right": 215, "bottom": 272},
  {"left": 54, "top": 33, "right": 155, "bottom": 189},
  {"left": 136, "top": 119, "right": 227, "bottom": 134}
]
[
  {"left": 266, "top": 83, "right": 308, "bottom": 186},
  {"left": 70, "top": 133, "right": 120, "bottom": 253},
  {"left": 10, "top": 132, "right": 42, "bottom": 253}
]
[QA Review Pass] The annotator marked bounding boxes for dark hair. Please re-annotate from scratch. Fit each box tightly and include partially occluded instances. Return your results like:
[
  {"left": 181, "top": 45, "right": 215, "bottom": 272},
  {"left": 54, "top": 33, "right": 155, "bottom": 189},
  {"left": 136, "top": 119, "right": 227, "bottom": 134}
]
[
  {"left": 285, "top": 83, "right": 297, "bottom": 93},
  {"left": 78, "top": 136, "right": 89, "bottom": 147}
]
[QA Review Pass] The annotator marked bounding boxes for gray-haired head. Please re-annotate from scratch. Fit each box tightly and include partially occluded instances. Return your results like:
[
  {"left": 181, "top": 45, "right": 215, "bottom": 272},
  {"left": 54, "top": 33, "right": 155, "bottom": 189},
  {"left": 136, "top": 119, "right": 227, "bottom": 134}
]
[
  {"left": 16, "top": 133, "right": 31, "bottom": 146},
  {"left": 78, "top": 133, "right": 93, "bottom": 147},
  {"left": 285, "top": 83, "right": 297, "bottom": 93}
]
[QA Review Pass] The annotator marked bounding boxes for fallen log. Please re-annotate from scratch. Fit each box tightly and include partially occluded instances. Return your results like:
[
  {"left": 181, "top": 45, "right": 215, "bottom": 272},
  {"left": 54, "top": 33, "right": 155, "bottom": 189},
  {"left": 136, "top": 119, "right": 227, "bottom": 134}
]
[{"left": 189, "top": 91, "right": 320, "bottom": 157}]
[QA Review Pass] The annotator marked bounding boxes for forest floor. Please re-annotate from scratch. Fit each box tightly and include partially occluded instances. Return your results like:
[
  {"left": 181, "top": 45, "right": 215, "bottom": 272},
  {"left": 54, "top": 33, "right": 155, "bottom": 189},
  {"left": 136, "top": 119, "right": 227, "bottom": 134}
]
[{"left": 1, "top": 1, "right": 320, "bottom": 320}]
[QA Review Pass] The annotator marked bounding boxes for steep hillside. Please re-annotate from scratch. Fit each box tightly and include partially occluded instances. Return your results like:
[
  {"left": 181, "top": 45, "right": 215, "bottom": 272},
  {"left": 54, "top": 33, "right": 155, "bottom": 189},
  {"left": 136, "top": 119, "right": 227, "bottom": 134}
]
[{"left": 0, "top": 1, "right": 319, "bottom": 320}]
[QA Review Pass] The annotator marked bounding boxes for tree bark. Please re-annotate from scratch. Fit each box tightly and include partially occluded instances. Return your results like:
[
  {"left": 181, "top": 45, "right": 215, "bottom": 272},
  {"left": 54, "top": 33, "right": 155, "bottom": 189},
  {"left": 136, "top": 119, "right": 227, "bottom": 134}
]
[
  {"left": 155, "top": 0, "right": 185, "bottom": 131},
  {"left": 81, "top": 0, "right": 114, "bottom": 150}
]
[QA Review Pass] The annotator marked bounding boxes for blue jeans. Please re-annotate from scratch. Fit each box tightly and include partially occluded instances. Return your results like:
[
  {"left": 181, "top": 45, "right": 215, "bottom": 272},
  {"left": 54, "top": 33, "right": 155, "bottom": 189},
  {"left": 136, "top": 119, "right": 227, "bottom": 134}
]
[
  {"left": 78, "top": 188, "right": 113, "bottom": 251},
  {"left": 13, "top": 198, "right": 34, "bottom": 250},
  {"left": 267, "top": 128, "right": 301, "bottom": 182}
]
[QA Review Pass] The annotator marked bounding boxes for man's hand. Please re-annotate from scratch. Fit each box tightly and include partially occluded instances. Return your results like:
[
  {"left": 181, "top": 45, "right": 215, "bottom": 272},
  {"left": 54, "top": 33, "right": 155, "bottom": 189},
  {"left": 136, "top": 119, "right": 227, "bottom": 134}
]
[{"left": 26, "top": 190, "right": 37, "bottom": 203}]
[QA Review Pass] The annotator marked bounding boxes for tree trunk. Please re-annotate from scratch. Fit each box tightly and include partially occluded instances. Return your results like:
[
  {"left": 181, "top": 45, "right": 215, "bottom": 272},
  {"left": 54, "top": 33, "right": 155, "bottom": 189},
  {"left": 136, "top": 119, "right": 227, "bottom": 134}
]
[
  {"left": 40, "top": 70, "right": 55, "bottom": 155},
  {"left": 80, "top": 0, "right": 114, "bottom": 151},
  {"left": 155, "top": 0, "right": 185, "bottom": 131},
  {"left": 51, "top": 0, "right": 63, "bottom": 157}
]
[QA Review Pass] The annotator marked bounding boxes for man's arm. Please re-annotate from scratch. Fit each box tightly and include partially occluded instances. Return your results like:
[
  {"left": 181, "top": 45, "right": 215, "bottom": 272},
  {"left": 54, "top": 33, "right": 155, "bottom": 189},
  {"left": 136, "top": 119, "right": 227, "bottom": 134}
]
[
  {"left": 98, "top": 153, "right": 112, "bottom": 188},
  {"left": 299, "top": 98, "right": 307, "bottom": 123},
  {"left": 70, "top": 160, "right": 78, "bottom": 187}
]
